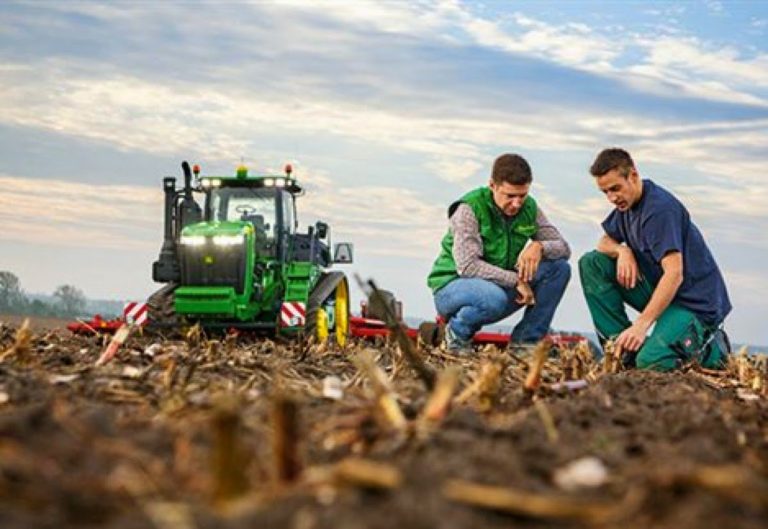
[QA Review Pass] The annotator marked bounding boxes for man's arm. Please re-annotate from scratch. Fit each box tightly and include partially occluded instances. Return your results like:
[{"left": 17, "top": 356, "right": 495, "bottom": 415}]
[
  {"left": 533, "top": 208, "right": 571, "bottom": 260},
  {"left": 615, "top": 251, "right": 684, "bottom": 352},
  {"left": 597, "top": 234, "right": 640, "bottom": 289},
  {"left": 516, "top": 207, "right": 570, "bottom": 282},
  {"left": 451, "top": 203, "right": 517, "bottom": 287}
]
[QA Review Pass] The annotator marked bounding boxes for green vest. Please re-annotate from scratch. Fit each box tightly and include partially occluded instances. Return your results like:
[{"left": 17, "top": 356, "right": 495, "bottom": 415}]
[{"left": 427, "top": 187, "right": 538, "bottom": 293}]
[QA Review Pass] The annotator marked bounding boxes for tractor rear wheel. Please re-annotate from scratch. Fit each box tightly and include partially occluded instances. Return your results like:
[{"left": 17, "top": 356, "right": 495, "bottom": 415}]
[{"left": 305, "top": 278, "right": 349, "bottom": 347}]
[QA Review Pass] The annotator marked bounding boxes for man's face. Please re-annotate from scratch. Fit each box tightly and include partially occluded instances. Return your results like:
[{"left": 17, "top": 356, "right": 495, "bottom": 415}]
[
  {"left": 489, "top": 180, "right": 530, "bottom": 216},
  {"left": 595, "top": 167, "right": 642, "bottom": 212}
]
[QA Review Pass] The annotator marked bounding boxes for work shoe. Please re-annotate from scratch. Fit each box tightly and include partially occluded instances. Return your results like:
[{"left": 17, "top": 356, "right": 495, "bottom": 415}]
[{"left": 443, "top": 324, "right": 473, "bottom": 355}]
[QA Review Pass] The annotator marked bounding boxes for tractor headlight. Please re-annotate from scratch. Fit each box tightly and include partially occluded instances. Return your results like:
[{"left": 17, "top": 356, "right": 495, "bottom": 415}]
[
  {"left": 211, "top": 178, "right": 222, "bottom": 187},
  {"left": 213, "top": 234, "right": 244, "bottom": 246},
  {"left": 263, "top": 178, "right": 275, "bottom": 187},
  {"left": 274, "top": 177, "right": 285, "bottom": 188},
  {"left": 201, "top": 179, "right": 212, "bottom": 188},
  {"left": 180, "top": 235, "right": 206, "bottom": 246}
]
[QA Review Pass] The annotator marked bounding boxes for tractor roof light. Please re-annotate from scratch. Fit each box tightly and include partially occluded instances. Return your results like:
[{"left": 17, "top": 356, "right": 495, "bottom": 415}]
[
  {"left": 274, "top": 177, "right": 285, "bottom": 188},
  {"left": 193, "top": 164, "right": 201, "bottom": 176},
  {"left": 201, "top": 178, "right": 212, "bottom": 188},
  {"left": 285, "top": 163, "right": 293, "bottom": 176},
  {"left": 211, "top": 178, "right": 223, "bottom": 187},
  {"left": 263, "top": 178, "right": 275, "bottom": 187}
]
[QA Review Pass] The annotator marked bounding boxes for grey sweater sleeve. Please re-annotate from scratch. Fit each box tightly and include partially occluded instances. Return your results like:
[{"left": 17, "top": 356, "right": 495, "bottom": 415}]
[
  {"left": 533, "top": 207, "right": 571, "bottom": 260},
  {"left": 450, "top": 204, "right": 518, "bottom": 287}
]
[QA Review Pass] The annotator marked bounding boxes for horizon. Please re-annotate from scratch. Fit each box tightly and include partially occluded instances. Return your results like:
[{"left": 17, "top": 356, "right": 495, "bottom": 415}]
[{"left": 1, "top": 1, "right": 766, "bottom": 344}]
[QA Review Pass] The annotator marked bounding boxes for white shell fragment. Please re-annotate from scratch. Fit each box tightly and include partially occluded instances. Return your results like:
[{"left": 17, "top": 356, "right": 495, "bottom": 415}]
[
  {"left": 322, "top": 376, "right": 344, "bottom": 400},
  {"left": 49, "top": 374, "right": 81, "bottom": 384},
  {"left": 553, "top": 456, "right": 609, "bottom": 490}
]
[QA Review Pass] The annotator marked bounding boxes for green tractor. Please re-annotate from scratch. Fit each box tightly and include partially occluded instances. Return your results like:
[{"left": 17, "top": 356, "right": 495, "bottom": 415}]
[{"left": 149, "top": 161, "right": 353, "bottom": 345}]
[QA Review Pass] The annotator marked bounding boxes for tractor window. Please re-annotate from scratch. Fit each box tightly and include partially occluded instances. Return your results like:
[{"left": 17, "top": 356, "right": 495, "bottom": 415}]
[{"left": 209, "top": 188, "right": 277, "bottom": 238}]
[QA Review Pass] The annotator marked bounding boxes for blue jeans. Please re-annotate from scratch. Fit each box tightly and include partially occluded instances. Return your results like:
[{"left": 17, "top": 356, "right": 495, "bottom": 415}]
[{"left": 433, "top": 259, "right": 571, "bottom": 343}]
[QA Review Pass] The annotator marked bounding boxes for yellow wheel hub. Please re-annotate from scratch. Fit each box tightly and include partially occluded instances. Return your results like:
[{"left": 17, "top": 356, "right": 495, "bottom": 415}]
[
  {"left": 334, "top": 280, "right": 349, "bottom": 347},
  {"left": 316, "top": 308, "right": 329, "bottom": 342}
]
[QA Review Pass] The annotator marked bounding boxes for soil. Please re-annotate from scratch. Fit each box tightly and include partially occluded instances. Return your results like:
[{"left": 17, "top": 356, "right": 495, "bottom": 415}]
[{"left": 0, "top": 318, "right": 766, "bottom": 529}]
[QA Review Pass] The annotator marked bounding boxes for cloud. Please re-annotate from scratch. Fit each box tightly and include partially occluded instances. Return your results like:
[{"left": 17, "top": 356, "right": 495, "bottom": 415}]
[
  {"left": 0, "top": 171, "right": 446, "bottom": 260},
  {"left": 0, "top": 174, "right": 161, "bottom": 250}
]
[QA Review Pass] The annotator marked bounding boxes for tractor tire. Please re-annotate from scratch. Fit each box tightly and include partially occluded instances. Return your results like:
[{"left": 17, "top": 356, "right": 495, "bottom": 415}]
[
  {"left": 305, "top": 276, "right": 350, "bottom": 347},
  {"left": 146, "top": 283, "right": 181, "bottom": 329},
  {"left": 304, "top": 305, "right": 329, "bottom": 345}
]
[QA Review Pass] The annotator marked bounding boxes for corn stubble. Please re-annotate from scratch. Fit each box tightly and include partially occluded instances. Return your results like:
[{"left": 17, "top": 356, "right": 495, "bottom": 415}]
[{"left": 0, "top": 317, "right": 766, "bottom": 528}]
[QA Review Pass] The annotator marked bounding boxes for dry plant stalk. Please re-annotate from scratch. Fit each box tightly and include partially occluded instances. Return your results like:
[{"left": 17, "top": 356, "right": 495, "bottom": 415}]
[
  {"left": 443, "top": 479, "right": 630, "bottom": 523},
  {"left": 560, "top": 347, "right": 575, "bottom": 381},
  {"left": 333, "top": 457, "right": 403, "bottom": 490},
  {"left": 524, "top": 340, "right": 551, "bottom": 392},
  {"left": 573, "top": 342, "right": 593, "bottom": 379},
  {"left": 419, "top": 367, "right": 460, "bottom": 425},
  {"left": 211, "top": 398, "right": 250, "bottom": 502},
  {"left": 163, "top": 359, "right": 177, "bottom": 391},
  {"left": 733, "top": 346, "right": 751, "bottom": 385},
  {"left": 0, "top": 318, "right": 32, "bottom": 362},
  {"left": 455, "top": 359, "right": 506, "bottom": 412},
  {"left": 753, "top": 354, "right": 767, "bottom": 396},
  {"left": 185, "top": 323, "right": 203, "bottom": 346},
  {"left": 533, "top": 399, "right": 559, "bottom": 444},
  {"left": 661, "top": 464, "right": 768, "bottom": 509},
  {"left": 602, "top": 340, "right": 621, "bottom": 374},
  {"left": 95, "top": 323, "right": 133, "bottom": 366},
  {"left": 356, "top": 276, "right": 436, "bottom": 390},
  {"left": 272, "top": 393, "right": 302, "bottom": 483},
  {"left": 353, "top": 350, "right": 407, "bottom": 430}
]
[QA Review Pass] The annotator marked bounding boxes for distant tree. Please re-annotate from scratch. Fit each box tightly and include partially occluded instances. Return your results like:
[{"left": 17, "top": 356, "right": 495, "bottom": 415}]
[
  {"left": 53, "top": 284, "right": 87, "bottom": 317},
  {"left": 28, "top": 299, "right": 53, "bottom": 316},
  {"left": 0, "top": 271, "right": 28, "bottom": 313}
]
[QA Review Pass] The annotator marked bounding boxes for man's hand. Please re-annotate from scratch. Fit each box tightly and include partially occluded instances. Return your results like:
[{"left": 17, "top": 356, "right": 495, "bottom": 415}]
[
  {"left": 615, "top": 320, "right": 651, "bottom": 352},
  {"left": 616, "top": 246, "right": 639, "bottom": 289},
  {"left": 515, "top": 281, "right": 535, "bottom": 306},
  {"left": 517, "top": 241, "right": 543, "bottom": 283}
]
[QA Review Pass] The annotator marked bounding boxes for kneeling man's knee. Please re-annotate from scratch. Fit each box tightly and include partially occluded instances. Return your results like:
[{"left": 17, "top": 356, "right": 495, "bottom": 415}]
[
  {"left": 636, "top": 345, "right": 678, "bottom": 372},
  {"left": 578, "top": 250, "right": 607, "bottom": 274}
]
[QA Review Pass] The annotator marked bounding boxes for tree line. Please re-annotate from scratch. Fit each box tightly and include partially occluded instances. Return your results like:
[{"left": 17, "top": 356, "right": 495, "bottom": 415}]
[{"left": 0, "top": 271, "right": 87, "bottom": 318}]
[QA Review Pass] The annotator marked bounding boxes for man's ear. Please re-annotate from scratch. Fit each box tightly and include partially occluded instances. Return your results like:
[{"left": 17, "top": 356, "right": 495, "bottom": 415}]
[{"left": 628, "top": 167, "right": 640, "bottom": 182}]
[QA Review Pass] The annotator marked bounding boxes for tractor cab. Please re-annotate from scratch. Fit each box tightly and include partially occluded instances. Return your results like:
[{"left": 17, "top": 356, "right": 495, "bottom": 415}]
[{"left": 197, "top": 165, "right": 314, "bottom": 263}]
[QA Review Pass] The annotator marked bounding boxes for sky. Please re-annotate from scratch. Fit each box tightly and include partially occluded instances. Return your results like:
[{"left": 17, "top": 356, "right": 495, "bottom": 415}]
[{"left": 1, "top": 0, "right": 767, "bottom": 344}]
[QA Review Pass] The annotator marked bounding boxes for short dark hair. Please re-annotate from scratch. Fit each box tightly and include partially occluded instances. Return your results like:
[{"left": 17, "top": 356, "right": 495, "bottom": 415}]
[
  {"left": 491, "top": 154, "right": 532, "bottom": 185},
  {"left": 590, "top": 148, "right": 635, "bottom": 177}
]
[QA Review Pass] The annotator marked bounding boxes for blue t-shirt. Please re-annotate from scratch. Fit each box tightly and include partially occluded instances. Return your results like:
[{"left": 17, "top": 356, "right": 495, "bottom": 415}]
[{"left": 602, "top": 179, "right": 731, "bottom": 325}]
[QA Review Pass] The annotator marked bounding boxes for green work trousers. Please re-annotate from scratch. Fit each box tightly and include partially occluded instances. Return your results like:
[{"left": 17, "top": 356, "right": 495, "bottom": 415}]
[{"left": 579, "top": 251, "right": 725, "bottom": 372}]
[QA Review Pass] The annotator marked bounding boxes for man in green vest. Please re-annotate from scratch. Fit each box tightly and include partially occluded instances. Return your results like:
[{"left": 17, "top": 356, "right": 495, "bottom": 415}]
[{"left": 427, "top": 153, "right": 571, "bottom": 353}]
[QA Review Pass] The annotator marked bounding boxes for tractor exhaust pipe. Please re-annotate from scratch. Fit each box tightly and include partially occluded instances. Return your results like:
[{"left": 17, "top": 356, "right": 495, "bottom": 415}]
[
  {"left": 182, "top": 161, "right": 194, "bottom": 200},
  {"left": 178, "top": 160, "right": 202, "bottom": 229}
]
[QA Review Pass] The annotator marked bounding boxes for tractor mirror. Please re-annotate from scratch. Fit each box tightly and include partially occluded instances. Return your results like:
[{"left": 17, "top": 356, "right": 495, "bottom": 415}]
[
  {"left": 333, "top": 242, "right": 354, "bottom": 264},
  {"left": 315, "top": 221, "right": 329, "bottom": 239}
]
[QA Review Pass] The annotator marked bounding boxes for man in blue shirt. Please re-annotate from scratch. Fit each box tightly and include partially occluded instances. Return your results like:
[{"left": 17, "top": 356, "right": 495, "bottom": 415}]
[{"left": 579, "top": 148, "right": 731, "bottom": 371}]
